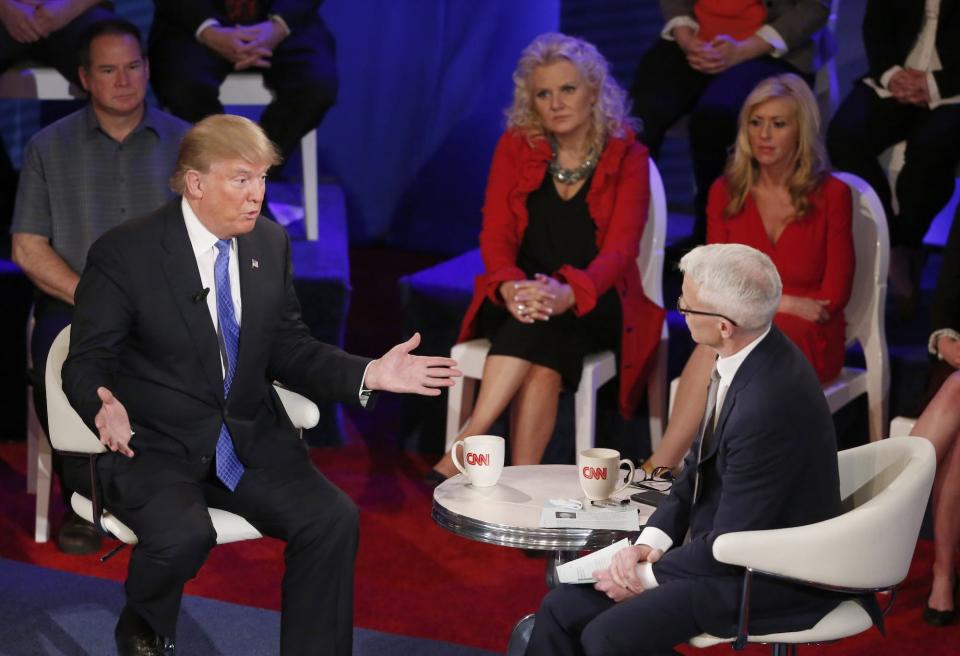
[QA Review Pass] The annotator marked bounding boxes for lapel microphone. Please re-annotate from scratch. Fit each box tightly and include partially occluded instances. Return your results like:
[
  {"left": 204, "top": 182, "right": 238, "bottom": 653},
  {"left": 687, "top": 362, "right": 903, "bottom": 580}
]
[{"left": 192, "top": 287, "right": 210, "bottom": 304}]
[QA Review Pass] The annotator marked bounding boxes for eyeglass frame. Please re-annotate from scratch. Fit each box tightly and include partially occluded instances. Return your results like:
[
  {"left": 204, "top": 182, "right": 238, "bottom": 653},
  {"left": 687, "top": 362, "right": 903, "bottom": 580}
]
[{"left": 676, "top": 295, "right": 740, "bottom": 327}]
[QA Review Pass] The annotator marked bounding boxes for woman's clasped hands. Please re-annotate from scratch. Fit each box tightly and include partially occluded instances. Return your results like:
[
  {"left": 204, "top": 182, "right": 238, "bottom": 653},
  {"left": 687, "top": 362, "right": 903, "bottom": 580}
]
[{"left": 500, "top": 274, "right": 577, "bottom": 324}]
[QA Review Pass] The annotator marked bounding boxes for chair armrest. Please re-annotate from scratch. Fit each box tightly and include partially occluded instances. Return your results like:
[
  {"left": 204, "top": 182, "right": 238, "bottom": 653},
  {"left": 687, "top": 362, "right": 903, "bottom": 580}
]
[{"left": 273, "top": 385, "right": 320, "bottom": 430}]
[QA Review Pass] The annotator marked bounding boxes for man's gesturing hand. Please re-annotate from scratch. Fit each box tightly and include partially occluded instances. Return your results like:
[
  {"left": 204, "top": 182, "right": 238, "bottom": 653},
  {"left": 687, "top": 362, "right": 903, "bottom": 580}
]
[
  {"left": 94, "top": 386, "right": 134, "bottom": 457},
  {"left": 363, "top": 332, "right": 462, "bottom": 396}
]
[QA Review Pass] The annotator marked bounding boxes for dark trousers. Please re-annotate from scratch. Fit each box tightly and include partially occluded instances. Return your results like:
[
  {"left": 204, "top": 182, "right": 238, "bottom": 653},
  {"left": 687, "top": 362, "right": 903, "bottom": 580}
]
[
  {"left": 630, "top": 39, "right": 806, "bottom": 244},
  {"left": 826, "top": 83, "right": 960, "bottom": 248},
  {"left": 148, "top": 18, "right": 337, "bottom": 162},
  {"left": 29, "top": 298, "right": 81, "bottom": 507},
  {"left": 526, "top": 583, "right": 701, "bottom": 656},
  {"left": 67, "top": 455, "right": 358, "bottom": 655}
]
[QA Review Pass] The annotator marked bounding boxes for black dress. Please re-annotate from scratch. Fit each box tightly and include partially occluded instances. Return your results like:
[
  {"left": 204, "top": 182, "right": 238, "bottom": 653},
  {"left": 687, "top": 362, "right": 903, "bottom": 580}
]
[{"left": 478, "top": 171, "right": 622, "bottom": 390}]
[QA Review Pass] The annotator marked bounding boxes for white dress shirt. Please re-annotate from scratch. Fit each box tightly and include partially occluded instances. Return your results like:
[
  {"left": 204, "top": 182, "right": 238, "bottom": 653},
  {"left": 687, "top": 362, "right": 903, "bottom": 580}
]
[
  {"left": 660, "top": 16, "right": 788, "bottom": 60},
  {"left": 632, "top": 327, "right": 771, "bottom": 589}
]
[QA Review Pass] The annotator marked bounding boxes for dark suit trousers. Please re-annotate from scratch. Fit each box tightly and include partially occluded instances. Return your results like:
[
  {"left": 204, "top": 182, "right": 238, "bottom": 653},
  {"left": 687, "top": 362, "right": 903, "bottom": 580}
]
[
  {"left": 526, "top": 582, "right": 701, "bottom": 656},
  {"left": 630, "top": 39, "right": 805, "bottom": 244},
  {"left": 149, "top": 18, "right": 337, "bottom": 162},
  {"left": 826, "top": 82, "right": 960, "bottom": 248},
  {"left": 68, "top": 454, "right": 359, "bottom": 655}
]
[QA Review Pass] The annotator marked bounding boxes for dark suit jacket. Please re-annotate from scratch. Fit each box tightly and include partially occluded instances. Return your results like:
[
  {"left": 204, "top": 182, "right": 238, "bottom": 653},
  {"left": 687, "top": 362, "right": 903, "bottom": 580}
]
[
  {"left": 646, "top": 327, "right": 846, "bottom": 637},
  {"left": 863, "top": 0, "right": 960, "bottom": 99},
  {"left": 151, "top": 0, "right": 323, "bottom": 34},
  {"left": 63, "top": 199, "right": 370, "bottom": 508}
]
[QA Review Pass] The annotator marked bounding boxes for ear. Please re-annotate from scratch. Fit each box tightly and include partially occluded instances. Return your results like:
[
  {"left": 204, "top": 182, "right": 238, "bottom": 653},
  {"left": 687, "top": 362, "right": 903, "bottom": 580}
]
[
  {"left": 78, "top": 66, "right": 90, "bottom": 93},
  {"left": 184, "top": 170, "right": 204, "bottom": 199},
  {"left": 718, "top": 319, "right": 735, "bottom": 339}
]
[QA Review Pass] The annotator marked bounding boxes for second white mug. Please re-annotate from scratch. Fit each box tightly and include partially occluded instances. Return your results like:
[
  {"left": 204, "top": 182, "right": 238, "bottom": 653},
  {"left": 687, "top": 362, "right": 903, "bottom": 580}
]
[{"left": 578, "top": 448, "right": 635, "bottom": 501}]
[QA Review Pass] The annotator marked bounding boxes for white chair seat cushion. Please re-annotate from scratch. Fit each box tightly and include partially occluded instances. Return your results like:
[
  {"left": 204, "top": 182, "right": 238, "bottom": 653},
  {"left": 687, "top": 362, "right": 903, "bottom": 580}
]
[
  {"left": 71, "top": 493, "right": 263, "bottom": 545},
  {"left": 688, "top": 599, "right": 873, "bottom": 648}
]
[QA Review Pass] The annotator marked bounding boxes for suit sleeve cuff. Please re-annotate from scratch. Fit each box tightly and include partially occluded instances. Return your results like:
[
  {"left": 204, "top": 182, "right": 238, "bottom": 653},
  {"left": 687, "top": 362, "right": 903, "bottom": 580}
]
[
  {"left": 879, "top": 66, "right": 903, "bottom": 90},
  {"left": 195, "top": 18, "right": 220, "bottom": 41},
  {"left": 661, "top": 16, "right": 699, "bottom": 41},
  {"left": 359, "top": 360, "right": 374, "bottom": 407},
  {"left": 635, "top": 526, "right": 673, "bottom": 552},
  {"left": 636, "top": 562, "right": 659, "bottom": 589},
  {"left": 755, "top": 25, "right": 787, "bottom": 58}
]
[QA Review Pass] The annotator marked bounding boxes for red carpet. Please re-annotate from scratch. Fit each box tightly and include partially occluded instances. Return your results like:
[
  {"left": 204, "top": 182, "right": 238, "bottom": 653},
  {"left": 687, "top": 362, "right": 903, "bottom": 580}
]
[{"left": 1, "top": 437, "right": 957, "bottom": 654}]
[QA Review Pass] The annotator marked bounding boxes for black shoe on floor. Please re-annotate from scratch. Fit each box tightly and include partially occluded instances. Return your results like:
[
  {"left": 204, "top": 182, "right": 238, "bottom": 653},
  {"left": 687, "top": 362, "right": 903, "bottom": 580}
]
[
  {"left": 422, "top": 469, "right": 448, "bottom": 488},
  {"left": 115, "top": 605, "right": 176, "bottom": 656},
  {"left": 56, "top": 509, "right": 102, "bottom": 555},
  {"left": 923, "top": 579, "right": 958, "bottom": 627}
]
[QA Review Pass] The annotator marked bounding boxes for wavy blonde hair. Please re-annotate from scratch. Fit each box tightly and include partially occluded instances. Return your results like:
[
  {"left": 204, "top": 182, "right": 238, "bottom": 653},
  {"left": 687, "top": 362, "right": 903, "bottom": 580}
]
[
  {"left": 506, "top": 32, "right": 637, "bottom": 152},
  {"left": 724, "top": 74, "right": 828, "bottom": 218}
]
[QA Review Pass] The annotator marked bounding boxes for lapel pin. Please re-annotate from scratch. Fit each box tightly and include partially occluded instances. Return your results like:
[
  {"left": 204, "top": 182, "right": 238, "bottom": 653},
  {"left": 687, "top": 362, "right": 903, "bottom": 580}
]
[{"left": 251, "top": 259, "right": 259, "bottom": 269}]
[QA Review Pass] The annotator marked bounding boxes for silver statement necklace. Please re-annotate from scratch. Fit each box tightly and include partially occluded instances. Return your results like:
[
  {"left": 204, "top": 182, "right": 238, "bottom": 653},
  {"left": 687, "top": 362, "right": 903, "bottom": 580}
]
[{"left": 548, "top": 137, "right": 598, "bottom": 185}]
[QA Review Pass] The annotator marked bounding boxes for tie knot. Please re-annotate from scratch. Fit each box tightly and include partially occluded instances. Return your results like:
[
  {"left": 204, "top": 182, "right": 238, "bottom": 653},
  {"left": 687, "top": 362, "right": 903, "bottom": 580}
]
[{"left": 216, "top": 239, "right": 231, "bottom": 256}]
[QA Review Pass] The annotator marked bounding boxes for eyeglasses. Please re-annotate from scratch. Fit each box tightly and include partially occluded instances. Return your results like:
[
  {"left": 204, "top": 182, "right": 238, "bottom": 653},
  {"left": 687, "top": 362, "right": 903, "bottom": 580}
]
[
  {"left": 676, "top": 296, "right": 739, "bottom": 327},
  {"left": 629, "top": 466, "right": 676, "bottom": 492}
]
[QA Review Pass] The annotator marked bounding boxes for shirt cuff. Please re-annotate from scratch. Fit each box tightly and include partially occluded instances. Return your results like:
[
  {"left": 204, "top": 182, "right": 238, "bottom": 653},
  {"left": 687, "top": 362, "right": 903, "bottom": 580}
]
[
  {"left": 636, "top": 562, "right": 659, "bottom": 589},
  {"left": 879, "top": 66, "right": 903, "bottom": 90},
  {"left": 927, "top": 72, "right": 942, "bottom": 105},
  {"left": 755, "top": 25, "right": 787, "bottom": 58},
  {"left": 928, "top": 328, "right": 960, "bottom": 359},
  {"left": 359, "top": 360, "right": 374, "bottom": 407},
  {"left": 195, "top": 18, "right": 221, "bottom": 41},
  {"left": 268, "top": 14, "right": 291, "bottom": 37},
  {"left": 661, "top": 16, "right": 699, "bottom": 41},
  {"left": 635, "top": 526, "right": 673, "bottom": 552}
]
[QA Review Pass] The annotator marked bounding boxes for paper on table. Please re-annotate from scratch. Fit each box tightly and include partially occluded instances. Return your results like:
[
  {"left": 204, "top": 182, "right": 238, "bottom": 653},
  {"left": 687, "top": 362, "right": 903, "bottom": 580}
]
[{"left": 556, "top": 538, "right": 632, "bottom": 584}]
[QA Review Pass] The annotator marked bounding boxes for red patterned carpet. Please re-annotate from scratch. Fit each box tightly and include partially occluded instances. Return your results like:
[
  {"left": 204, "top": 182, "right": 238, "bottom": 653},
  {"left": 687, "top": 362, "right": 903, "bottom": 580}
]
[{"left": 1, "top": 436, "right": 957, "bottom": 654}]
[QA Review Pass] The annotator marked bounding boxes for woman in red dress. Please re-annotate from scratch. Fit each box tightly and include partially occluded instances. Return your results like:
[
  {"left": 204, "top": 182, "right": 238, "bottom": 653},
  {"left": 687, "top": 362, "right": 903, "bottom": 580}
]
[
  {"left": 428, "top": 33, "right": 664, "bottom": 482},
  {"left": 645, "top": 73, "right": 854, "bottom": 473}
]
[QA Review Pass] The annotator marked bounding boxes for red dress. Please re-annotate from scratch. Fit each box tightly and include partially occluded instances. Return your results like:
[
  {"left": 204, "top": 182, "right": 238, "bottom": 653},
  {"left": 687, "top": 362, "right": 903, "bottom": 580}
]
[
  {"left": 457, "top": 129, "right": 666, "bottom": 418},
  {"left": 706, "top": 175, "right": 854, "bottom": 382}
]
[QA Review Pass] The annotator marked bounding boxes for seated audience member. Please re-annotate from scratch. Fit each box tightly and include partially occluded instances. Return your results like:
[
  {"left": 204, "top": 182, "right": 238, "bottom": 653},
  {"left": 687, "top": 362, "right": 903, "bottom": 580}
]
[
  {"left": 630, "top": 0, "right": 831, "bottom": 244},
  {"left": 428, "top": 33, "right": 665, "bottom": 483},
  {"left": 0, "top": 0, "right": 118, "bottom": 221},
  {"left": 526, "top": 243, "right": 863, "bottom": 655},
  {"left": 911, "top": 215, "right": 960, "bottom": 627},
  {"left": 827, "top": 1, "right": 960, "bottom": 315},
  {"left": 644, "top": 73, "right": 853, "bottom": 474},
  {"left": 10, "top": 18, "right": 190, "bottom": 555},
  {"left": 61, "top": 114, "right": 460, "bottom": 656},
  {"left": 148, "top": 0, "right": 336, "bottom": 166}
]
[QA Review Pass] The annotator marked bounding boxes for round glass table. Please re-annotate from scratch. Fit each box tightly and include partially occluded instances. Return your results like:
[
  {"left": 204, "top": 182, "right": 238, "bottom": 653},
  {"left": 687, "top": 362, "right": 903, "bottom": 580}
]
[{"left": 432, "top": 464, "right": 655, "bottom": 555}]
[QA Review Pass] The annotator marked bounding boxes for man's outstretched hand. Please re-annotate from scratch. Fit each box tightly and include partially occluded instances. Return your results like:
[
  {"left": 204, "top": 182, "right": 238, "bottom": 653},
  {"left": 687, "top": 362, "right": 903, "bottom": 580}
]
[
  {"left": 94, "top": 386, "right": 134, "bottom": 457},
  {"left": 363, "top": 333, "right": 461, "bottom": 396}
]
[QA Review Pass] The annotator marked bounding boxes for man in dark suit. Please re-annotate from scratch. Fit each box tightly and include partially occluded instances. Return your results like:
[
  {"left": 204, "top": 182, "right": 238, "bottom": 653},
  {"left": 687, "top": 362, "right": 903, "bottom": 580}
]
[
  {"left": 827, "top": 0, "right": 960, "bottom": 313},
  {"left": 147, "top": 0, "right": 336, "bottom": 167},
  {"left": 61, "top": 114, "right": 460, "bottom": 656},
  {"left": 526, "top": 243, "right": 845, "bottom": 655}
]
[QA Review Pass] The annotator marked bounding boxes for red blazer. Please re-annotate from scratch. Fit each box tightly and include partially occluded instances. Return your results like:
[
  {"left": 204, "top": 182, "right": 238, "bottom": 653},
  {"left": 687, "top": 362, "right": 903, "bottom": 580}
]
[
  {"left": 707, "top": 174, "right": 854, "bottom": 382},
  {"left": 457, "top": 129, "right": 666, "bottom": 418}
]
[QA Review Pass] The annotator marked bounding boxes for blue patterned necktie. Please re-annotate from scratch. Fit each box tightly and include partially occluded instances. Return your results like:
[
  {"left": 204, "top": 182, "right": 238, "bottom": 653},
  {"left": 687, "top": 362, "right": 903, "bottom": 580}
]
[{"left": 214, "top": 239, "right": 245, "bottom": 491}]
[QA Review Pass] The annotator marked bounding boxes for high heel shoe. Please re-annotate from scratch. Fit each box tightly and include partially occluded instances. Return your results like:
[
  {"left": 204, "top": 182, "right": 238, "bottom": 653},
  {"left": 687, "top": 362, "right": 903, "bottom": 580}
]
[
  {"left": 923, "top": 577, "right": 958, "bottom": 627},
  {"left": 422, "top": 469, "right": 449, "bottom": 488}
]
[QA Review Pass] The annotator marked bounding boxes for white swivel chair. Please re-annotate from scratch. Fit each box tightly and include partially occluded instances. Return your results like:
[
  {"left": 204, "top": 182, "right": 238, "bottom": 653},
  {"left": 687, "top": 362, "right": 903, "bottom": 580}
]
[
  {"left": 445, "top": 159, "right": 669, "bottom": 456},
  {"left": 689, "top": 436, "right": 935, "bottom": 654},
  {"left": 669, "top": 174, "right": 891, "bottom": 443},
  {"left": 45, "top": 326, "right": 320, "bottom": 558},
  {"left": 823, "top": 173, "right": 891, "bottom": 442},
  {"left": 23, "top": 306, "right": 54, "bottom": 543}
]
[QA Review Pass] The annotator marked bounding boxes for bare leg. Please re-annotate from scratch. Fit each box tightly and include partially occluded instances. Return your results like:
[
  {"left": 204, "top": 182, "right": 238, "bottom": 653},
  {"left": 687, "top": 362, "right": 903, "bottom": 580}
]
[
  {"left": 913, "top": 372, "right": 960, "bottom": 612},
  {"left": 509, "top": 365, "right": 562, "bottom": 465},
  {"left": 433, "top": 355, "right": 532, "bottom": 477},
  {"left": 644, "top": 344, "right": 716, "bottom": 469}
]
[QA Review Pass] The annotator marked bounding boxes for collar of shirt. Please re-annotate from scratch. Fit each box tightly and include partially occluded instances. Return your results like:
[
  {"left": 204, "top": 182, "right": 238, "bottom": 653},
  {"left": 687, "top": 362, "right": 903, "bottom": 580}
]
[
  {"left": 181, "top": 197, "right": 242, "bottom": 333},
  {"left": 182, "top": 196, "right": 221, "bottom": 257},
  {"left": 714, "top": 326, "right": 771, "bottom": 413},
  {"left": 82, "top": 103, "right": 160, "bottom": 140}
]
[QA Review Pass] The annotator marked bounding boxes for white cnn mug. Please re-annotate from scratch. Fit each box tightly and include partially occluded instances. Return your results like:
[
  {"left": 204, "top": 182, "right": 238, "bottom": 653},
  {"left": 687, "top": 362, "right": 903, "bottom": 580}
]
[
  {"left": 578, "top": 448, "right": 635, "bottom": 501},
  {"left": 452, "top": 435, "right": 505, "bottom": 487}
]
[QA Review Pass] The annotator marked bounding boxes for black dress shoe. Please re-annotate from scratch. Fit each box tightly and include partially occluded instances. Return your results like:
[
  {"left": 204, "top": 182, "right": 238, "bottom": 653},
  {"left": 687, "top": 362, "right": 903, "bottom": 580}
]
[
  {"left": 422, "top": 469, "right": 449, "bottom": 488},
  {"left": 56, "top": 509, "right": 102, "bottom": 555},
  {"left": 115, "top": 606, "right": 175, "bottom": 655},
  {"left": 923, "top": 578, "right": 958, "bottom": 627}
]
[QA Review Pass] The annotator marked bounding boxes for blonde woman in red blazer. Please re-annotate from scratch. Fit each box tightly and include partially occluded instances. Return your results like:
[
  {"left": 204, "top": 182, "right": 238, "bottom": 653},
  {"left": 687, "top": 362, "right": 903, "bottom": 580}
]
[{"left": 429, "top": 33, "right": 665, "bottom": 482}]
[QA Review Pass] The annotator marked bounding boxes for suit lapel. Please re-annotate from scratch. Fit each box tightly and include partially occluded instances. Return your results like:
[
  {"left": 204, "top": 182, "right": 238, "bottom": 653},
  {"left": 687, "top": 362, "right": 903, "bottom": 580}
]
[
  {"left": 234, "top": 228, "right": 266, "bottom": 391},
  {"left": 159, "top": 201, "right": 225, "bottom": 403}
]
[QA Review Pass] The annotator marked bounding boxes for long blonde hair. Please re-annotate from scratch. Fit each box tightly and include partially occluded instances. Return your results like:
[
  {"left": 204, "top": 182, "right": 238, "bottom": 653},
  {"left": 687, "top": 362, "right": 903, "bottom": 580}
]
[
  {"left": 724, "top": 74, "right": 828, "bottom": 218},
  {"left": 505, "top": 32, "right": 637, "bottom": 153}
]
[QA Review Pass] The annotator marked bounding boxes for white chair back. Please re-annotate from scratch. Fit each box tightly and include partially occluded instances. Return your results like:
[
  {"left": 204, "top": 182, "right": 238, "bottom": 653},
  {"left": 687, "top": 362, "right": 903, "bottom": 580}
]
[
  {"left": 639, "top": 159, "right": 666, "bottom": 307},
  {"left": 45, "top": 326, "right": 106, "bottom": 454}
]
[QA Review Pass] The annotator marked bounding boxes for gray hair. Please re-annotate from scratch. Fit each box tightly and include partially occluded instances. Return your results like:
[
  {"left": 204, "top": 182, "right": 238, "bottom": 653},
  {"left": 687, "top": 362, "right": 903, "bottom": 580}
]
[{"left": 679, "top": 244, "right": 782, "bottom": 331}]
